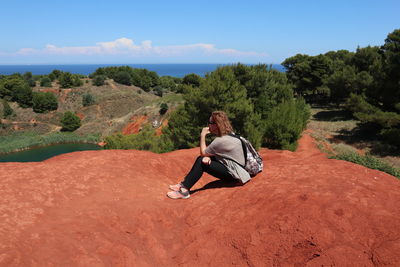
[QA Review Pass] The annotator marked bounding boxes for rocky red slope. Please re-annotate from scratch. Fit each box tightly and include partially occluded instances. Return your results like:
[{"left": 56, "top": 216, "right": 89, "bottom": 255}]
[{"left": 1, "top": 133, "right": 399, "bottom": 266}]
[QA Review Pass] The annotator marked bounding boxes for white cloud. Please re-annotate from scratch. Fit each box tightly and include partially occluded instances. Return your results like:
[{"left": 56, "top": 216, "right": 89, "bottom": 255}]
[{"left": 11, "top": 38, "right": 267, "bottom": 58}]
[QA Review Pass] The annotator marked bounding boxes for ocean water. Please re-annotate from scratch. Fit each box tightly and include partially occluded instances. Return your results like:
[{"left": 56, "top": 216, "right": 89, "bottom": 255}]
[{"left": 0, "top": 63, "right": 285, "bottom": 77}]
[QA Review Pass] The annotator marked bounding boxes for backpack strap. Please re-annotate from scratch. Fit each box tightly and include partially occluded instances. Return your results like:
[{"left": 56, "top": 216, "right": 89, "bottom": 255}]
[{"left": 228, "top": 133, "right": 248, "bottom": 166}]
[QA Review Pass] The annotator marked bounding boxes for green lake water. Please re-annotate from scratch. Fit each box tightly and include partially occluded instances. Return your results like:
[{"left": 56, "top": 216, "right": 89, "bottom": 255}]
[{"left": 0, "top": 143, "right": 103, "bottom": 162}]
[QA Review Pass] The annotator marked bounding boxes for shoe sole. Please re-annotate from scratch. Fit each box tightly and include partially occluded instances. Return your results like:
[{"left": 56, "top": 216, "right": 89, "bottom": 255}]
[{"left": 166, "top": 192, "right": 190, "bottom": 199}]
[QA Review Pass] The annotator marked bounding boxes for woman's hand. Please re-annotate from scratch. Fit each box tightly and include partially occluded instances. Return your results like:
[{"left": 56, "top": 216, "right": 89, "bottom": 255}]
[
  {"left": 201, "top": 127, "right": 210, "bottom": 137},
  {"left": 200, "top": 127, "right": 211, "bottom": 156},
  {"left": 202, "top": 156, "right": 211, "bottom": 165}
]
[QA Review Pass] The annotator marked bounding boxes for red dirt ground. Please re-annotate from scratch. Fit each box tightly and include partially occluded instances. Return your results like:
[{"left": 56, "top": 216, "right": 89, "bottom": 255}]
[
  {"left": 122, "top": 115, "right": 148, "bottom": 135},
  {"left": 1, "top": 133, "right": 399, "bottom": 266},
  {"left": 76, "top": 113, "right": 85, "bottom": 120}
]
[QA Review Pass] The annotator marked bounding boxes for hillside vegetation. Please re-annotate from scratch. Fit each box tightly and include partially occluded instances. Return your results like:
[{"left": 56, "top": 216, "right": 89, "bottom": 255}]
[{"left": 0, "top": 69, "right": 183, "bottom": 153}]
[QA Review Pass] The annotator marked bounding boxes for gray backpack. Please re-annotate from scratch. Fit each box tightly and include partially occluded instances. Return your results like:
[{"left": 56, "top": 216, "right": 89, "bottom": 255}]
[{"left": 229, "top": 133, "right": 263, "bottom": 177}]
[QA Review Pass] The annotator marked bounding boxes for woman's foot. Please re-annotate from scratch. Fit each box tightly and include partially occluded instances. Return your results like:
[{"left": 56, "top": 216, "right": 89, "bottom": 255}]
[
  {"left": 169, "top": 183, "right": 182, "bottom": 191},
  {"left": 167, "top": 188, "right": 190, "bottom": 199}
]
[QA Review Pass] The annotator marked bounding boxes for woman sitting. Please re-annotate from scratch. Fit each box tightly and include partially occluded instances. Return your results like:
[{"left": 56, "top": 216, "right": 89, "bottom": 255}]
[{"left": 167, "top": 111, "right": 250, "bottom": 199}]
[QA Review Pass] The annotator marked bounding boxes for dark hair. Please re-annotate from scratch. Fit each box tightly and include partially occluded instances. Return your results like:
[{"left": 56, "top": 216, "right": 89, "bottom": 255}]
[{"left": 211, "top": 111, "right": 233, "bottom": 136}]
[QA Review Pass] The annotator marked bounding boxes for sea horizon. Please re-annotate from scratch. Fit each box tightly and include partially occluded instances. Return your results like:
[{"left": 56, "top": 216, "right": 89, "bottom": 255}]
[{"left": 0, "top": 63, "right": 285, "bottom": 77}]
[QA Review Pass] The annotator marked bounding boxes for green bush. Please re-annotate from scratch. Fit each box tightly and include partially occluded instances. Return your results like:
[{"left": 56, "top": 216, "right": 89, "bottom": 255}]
[
  {"left": 131, "top": 68, "right": 160, "bottom": 91},
  {"left": 11, "top": 83, "right": 33, "bottom": 108},
  {"left": 59, "top": 72, "right": 83, "bottom": 88},
  {"left": 82, "top": 93, "right": 95, "bottom": 107},
  {"left": 2, "top": 99, "right": 14, "bottom": 118},
  {"left": 23, "top": 71, "right": 33, "bottom": 80},
  {"left": 40, "top": 77, "right": 52, "bottom": 87},
  {"left": 159, "top": 103, "right": 168, "bottom": 115},
  {"left": 153, "top": 86, "right": 163, "bottom": 97},
  {"left": 264, "top": 98, "right": 310, "bottom": 150},
  {"left": 182, "top": 73, "right": 201, "bottom": 87},
  {"left": 114, "top": 71, "right": 132, "bottom": 85},
  {"left": 160, "top": 76, "right": 177, "bottom": 91},
  {"left": 0, "top": 76, "right": 32, "bottom": 105},
  {"left": 26, "top": 78, "right": 36, "bottom": 87},
  {"left": 92, "top": 75, "right": 106, "bottom": 86},
  {"left": 48, "top": 70, "right": 62, "bottom": 81},
  {"left": 331, "top": 152, "right": 400, "bottom": 178},
  {"left": 60, "top": 111, "right": 81, "bottom": 131},
  {"left": 32, "top": 92, "right": 58, "bottom": 113}
]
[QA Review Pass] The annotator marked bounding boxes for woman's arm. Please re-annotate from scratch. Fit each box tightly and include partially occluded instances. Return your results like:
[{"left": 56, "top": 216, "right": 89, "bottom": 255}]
[{"left": 200, "top": 127, "right": 213, "bottom": 156}]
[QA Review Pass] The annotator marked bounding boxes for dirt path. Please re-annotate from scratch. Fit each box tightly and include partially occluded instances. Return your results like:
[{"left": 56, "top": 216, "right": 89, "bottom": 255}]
[{"left": 108, "top": 80, "right": 118, "bottom": 90}]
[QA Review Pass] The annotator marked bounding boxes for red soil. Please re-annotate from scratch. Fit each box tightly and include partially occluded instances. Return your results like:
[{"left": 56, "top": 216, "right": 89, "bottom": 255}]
[
  {"left": 39, "top": 88, "right": 59, "bottom": 94},
  {"left": 76, "top": 113, "right": 85, "bottom": 120},
  {"left": 122, "top": 115, "right": 148, "bottom": 135},
  {"left": 1, "top": 133, "right": 400, "bottom": 266}
]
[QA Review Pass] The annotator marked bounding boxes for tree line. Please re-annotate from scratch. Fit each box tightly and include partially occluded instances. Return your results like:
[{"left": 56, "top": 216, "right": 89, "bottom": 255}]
[
  {"left": 106, "top": 64, "right": 310, "bottom": 152},
  {"left": 283, "top": 29, "right": 400, "bottom": 147},
  {"left": 89, "top": 65, "right": 202, "bottom": 96}
]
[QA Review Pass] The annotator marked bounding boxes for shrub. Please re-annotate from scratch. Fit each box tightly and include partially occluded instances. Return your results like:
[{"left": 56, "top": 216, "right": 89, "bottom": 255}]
[
  {"left": 114, "top": 71, "right": 132, "bottom": 85},
  {"left": 159, "top": 103, "right": 168, "bottom": 115},
  {"left": 59, "top": 72, "right": 74, "bottom": 88},
  {"left": 2, "top": 99, "right": 14, "bottom": 118},
  {"left": 23, "top": 72, "right": 33, "bottom": 80},
  {"left": 263, "top": 98, "right": 310, "bottom": 150},
  {"left": 59, "top": 72, "right": 83, "bottom": 88},
  {"left": 26, "top": 78, "right": 36, "bottom": 87},
  {"left": 32, "top": 92, "right": 58, "bottom": 113},
  {"left": 182, "top": 73, "right": 201, "bottom": 87},
  {"left": 131, "top": 68, "right": 160, "bottom": 91},
  {"left": 153, "top": 86, "right": 163, "bottom": 97},
  {"left": 48, "top": 70, "right": 62, "bottom": 81},
  {"left": 60, "top": 111, "right": 81, "bottom": 131},
  {"left": 82, "top": 93, "right": 95, "bottom": 107},
  {"left": 11, "top": 83, "right": 33, "bottom": 108},
  {"left": 160, "top": 76, "right": 177, "bottom": 91},
  {"left": 40, "top": 77, "right": 52, "bottom": 87},
  {"left": 0, "top": 76, "right": 30, "bottom": 101},
  {"left": 92, "top": 75, "right": 106, "bottom": 86}
]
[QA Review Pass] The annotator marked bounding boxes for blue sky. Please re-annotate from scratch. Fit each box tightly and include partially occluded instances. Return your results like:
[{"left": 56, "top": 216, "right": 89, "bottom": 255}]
[{"left": 0, "top": 0, "right": 399, "bottom": 64}]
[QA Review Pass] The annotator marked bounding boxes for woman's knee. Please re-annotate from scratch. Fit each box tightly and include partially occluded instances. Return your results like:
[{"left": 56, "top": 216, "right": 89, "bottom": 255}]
[
  {"left": 195, "top": 156, "right": 211, "bottom": 168},
  {"left": 195, "top": 156, "right": 204, "bottom": 163}
]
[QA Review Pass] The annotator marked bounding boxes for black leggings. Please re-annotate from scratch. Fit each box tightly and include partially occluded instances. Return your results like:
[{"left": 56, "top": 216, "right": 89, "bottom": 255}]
[{"left": 181, "top": 156, "right": 235, "bottom": 190}]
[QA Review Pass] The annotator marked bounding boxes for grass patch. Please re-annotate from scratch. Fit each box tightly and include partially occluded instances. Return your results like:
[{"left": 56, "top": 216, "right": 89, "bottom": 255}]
[
  {"left": 331, "top": 152, "right": 400, "bottom": 178},
  {"left": 0, "top": 131, "right": 101, "bottom": 154}
]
